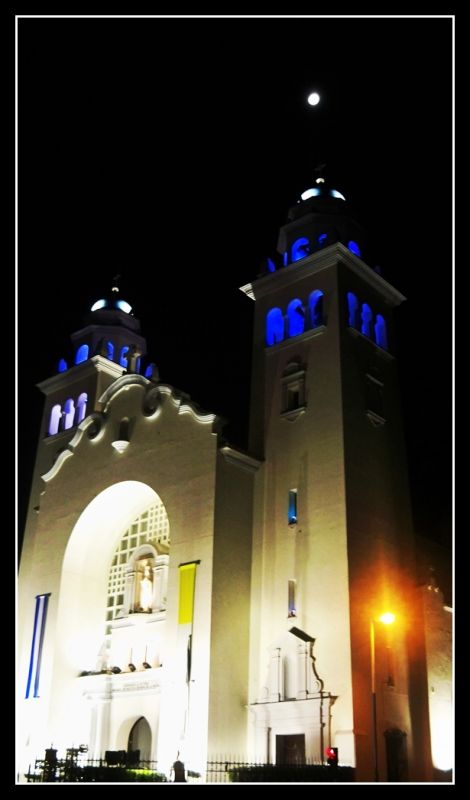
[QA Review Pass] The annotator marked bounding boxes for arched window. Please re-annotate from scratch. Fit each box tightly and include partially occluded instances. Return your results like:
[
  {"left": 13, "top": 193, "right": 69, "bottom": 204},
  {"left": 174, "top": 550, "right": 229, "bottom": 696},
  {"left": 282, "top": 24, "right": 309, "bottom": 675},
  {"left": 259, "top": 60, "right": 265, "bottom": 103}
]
[
  {"left": 136, "top": 357, "right": 141, "bottom": 374},
  {"left": 287, "top": 299, "right": 305, "bottom": 337},
  {"left": 318, "top": 233, "right": 328, "bottom": 247},
  {"left": 48, "top": 404, "right": 62, "bottom": 436},
  {"left": 106, "top": 341, "right": 114, "bottom": 361},
  {"left": 361, "top": 303, "right": 373, "bottom": 337},
  {"left": 120, "top": 346, "right": 130, "bottom": 368},
  {"left": 347, "top": 292, "right": 359, "bottom": 328},
  {"left": 266, "top": 308, "right": 284, "bottom": 346},
  {"left": 63, "top": 398, "right": 75, "bottom": 430},
  {"left": 375, "top": 314, "right": 388, "bottom": 350},
  {"left": 291, "top": 237, "right": 311, "bottom": 263},
  {"left": 74, "top": 393, "right": 88, "bottom": 425},
  {"left": 57, "top": 358, "right": 67, "bottom": 373},
  {"left": 283, "top": 252, "right": 288, "bottom": 267},
  {"left": 75, "top": 344, "right": 89, "bottom": 365},
  {"left": 308, "top": 290, "right": 324, "bottom": 328},
  {"left": 348, "top": 240, "right": 362, "bottom": 257}
]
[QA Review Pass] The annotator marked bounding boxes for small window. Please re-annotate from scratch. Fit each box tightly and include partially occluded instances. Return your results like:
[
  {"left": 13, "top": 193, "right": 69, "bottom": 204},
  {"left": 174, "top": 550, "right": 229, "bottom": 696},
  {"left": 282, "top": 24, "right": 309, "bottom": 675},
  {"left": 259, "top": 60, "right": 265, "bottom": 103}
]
[
  {"left": 288, "top": 490, "right": 298, "bottom": 525},
  {"left": 120, "top": 346, "right": 130, "bottom": 368},
  {"left": 266, "top": 308, "right": 284, "bottom": 346},
  {"left": 308, "top": 290, "right": 324, "bottom": 328},
  {"left": 106, "top": 341, "right": 114, "bottom": 361},
  {"left": 291, "top": 237, "right": 310, "bottom": 263},
  {"left": 48, "top": 404, "right": 62, "bottom": 436},
  {"left": 361, "top": 303, "right": 373, "bottom": 337},
  {"left": 347, "top": 292, "right": 358, "bottom": 328},
  {"left": 375, "top": 314, "right": 388, "bottom": 350},
  {"left": 366, "top": 374, "right": 385, "bottom": 424},
  {"left": 348, "top": 240, "right": 361, "bottom": 257},
  {"left": 287, "top": 299, "right": 305, "bottom": 338},
  {"left": 63, "top": 398, "right": 75, "bottom": 430},
  {"left": 75, "top": 344, "right": 89, "bottom": 365},
  {"left": 74, "top": 393, "right": 88, "bottom": 425},
  {"left": 57, "top": 358, "right": 67, "bottom": 373},
  {"left": 281, "top": 362, "right": 306, "bottom": 417},
  {"left": 288, "top": 580, "right": 297, "bottom": 618}
]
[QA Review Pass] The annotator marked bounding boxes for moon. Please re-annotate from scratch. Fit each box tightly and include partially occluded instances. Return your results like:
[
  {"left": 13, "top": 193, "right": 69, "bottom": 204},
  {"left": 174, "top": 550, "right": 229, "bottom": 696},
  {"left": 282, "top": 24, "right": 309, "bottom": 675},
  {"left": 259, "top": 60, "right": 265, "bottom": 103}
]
[{"left": 307, "top": 92, "right": 320, "bottom": 106}]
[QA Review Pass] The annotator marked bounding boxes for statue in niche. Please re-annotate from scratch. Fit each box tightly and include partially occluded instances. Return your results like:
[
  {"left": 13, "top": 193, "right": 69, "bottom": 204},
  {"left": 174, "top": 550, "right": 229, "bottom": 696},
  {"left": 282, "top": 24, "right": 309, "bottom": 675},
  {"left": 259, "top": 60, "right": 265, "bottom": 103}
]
[{"left": 139, "top": 561, "right": 153, "bottom": 612}]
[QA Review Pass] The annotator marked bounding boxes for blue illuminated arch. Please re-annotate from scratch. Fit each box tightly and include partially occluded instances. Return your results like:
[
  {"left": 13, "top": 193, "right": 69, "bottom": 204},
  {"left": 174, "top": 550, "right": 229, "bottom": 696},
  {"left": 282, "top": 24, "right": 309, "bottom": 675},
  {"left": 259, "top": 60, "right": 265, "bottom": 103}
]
[
  {"left": 291, "top": 238, "right": 310, "bottom": 263},
  {"left": 361, "top": 303, "right": 373, "bottom": 337},
  {"left": 287, "top": 299, "right": 305, "bottom": 338},
  {"left": 347, "top": 292, "right": 359, "bottom": 328},
  {"left": 74, "top": 393, "right": 88, "bottom": 425},
  {"left": 75, "top": 344, "right": 89, "bottom": 365},
  {"left": 266, "top": 308, "right": 284, "bottom": 346},
  {"left": 283, "top": 252, "right": 288, "bottom": 267},
  {"left": 348, "top": 240, "right": 361, "bottom": 257},
  {"left": 57, "top": 358, "right": 67, "bottom": 373},
  {"left": 106, "top": 341, "right": 114, "bottom": 361},
  {"left": 318, "top": 233, "right": 328, "bottom": 247},
  {"left": 375, "top": 314, "right": 388, "bottom": 350},
  {"left": 120, "top": 346, "right": 130, "bottom": 368},
  {"left": 308, "top": 290, "right": 324, "bottom": 328},
  {"left": 63, "top": 398, "right": 75, "bottom": 430},
  {"left": 48, "top": 404, "right": 62, "bottom": 436}
]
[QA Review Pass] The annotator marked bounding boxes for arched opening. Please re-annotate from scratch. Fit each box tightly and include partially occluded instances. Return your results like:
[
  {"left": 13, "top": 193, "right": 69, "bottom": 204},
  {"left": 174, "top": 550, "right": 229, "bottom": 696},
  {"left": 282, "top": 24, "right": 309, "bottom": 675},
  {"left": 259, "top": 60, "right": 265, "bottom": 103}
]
[
  {"left": 48, "top": 404, "right": 62, "bottom": 436},
  {"left": 308, "top": 290, "right": 324, "bottom": 328},
  {"left": 57, "top": 358, "right": 67, "bottom": 373},
  {"left": 127, "top": 717, "right": 152, "bottom": 763},
  {"left": 75, "top": 344, "right": 89, "bottom": 365},
  {"left": 287, "top": 299, "right": 305, "bottom": 338},
  {"left": 74, "top": 393, "right": 88, "bottom": 425},
  {"left": 120, "top": 346, "right": 129, "bottom": 368},
  {"left": 106, "top": 341, "right": 114, "bottom": 361},
  {"left": 347, "top": 292, "right": 358, "bottom": 328},
  {"left": 375, "top": 314, "right": 388, "bottom": 350},
  {"left": 266, "top": 307, "right": 284, "bottom": 346},
  {"left": 63, "top": 398, "right": 75, "bottom": 430},
  {"left": 361, "top": 303, "right": 373, "bottom": 337},
  {"left": 291, "top": 237, "right": 310, "bottom": 263}
]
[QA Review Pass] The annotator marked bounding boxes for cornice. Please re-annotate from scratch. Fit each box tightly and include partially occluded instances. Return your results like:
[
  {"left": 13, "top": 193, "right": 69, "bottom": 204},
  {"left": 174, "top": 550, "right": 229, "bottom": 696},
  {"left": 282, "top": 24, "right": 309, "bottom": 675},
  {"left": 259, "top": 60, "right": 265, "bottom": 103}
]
[
  {"left": 219, "top": 446, "right": 261, "bottom": 473},
  {"left": 37, "top": 356, "right": 124, "bottom": 395}
]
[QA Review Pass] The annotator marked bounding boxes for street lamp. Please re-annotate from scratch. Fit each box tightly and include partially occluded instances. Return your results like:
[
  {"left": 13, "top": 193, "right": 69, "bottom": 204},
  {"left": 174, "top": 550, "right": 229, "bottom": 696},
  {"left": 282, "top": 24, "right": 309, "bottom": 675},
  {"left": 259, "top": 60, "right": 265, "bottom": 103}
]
[{"left": 370, "top": 612, "right": 395, "bottom": 781}]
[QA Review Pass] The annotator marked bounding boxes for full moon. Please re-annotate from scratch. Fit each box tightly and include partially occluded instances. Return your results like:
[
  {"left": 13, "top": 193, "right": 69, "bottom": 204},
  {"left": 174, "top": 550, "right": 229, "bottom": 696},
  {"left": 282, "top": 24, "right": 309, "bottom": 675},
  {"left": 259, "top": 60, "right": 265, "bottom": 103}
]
[{"left": 307, "top": 92, "right": 320, "bottom": 106}]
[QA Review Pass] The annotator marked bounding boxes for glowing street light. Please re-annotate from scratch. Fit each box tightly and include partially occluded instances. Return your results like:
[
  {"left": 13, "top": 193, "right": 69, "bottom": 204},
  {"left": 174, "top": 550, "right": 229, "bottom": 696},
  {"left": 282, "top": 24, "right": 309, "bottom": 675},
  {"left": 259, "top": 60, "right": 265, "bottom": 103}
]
[{"left": 370, "top": 612, "right": 395, "bottom": 781}]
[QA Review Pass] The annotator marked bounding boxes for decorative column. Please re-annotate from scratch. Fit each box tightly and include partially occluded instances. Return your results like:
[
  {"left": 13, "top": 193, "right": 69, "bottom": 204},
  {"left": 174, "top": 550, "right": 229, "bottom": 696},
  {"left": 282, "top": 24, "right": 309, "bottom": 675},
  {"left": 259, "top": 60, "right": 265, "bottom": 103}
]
[
  {"left": 297, "top": 643, "right": 308, "bottom": 699},
  {"left": 152, "top": 555, "right": 169, "bottom": 611},
  {"left": 268, "top": 647, "right": 282, "bottom": 702},
  {"left": 124, "top": 569, "right": 136, "bottom": 614}
]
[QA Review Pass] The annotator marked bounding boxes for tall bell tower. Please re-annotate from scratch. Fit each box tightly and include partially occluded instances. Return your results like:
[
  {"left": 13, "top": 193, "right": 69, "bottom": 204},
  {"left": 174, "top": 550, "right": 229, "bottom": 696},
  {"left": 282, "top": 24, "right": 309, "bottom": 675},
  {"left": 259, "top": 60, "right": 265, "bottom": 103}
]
[{"left": 243, "top": 176, "right": 424, "bottom": 780}]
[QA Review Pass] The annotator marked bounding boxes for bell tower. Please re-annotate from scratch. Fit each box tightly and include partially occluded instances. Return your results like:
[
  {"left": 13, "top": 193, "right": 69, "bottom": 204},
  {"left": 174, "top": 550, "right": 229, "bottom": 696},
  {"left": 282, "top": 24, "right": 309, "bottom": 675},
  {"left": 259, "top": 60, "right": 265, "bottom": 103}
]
[{"left": 243, "top": 176, "right": 422, "bottom": 779}]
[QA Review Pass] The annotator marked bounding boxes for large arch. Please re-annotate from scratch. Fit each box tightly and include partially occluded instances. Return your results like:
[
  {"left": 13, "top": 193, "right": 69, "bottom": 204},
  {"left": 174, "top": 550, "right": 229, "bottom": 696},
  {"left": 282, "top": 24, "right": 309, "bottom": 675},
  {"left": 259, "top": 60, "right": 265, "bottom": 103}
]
[{"left": 48, "top": 482, "right": 166, "bottom": 751}]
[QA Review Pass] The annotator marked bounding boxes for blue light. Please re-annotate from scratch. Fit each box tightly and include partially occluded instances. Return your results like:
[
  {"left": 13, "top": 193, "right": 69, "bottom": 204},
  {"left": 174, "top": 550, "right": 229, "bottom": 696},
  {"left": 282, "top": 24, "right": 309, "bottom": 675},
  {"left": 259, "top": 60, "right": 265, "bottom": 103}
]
[
  {"left": 287, "top": 299, "right": 305, "bottom": 337},
  {"left": 57, "top": 358, "right": 67, "bottom": 373},
  {"left": 91, "top": 299, "right": 107, "bottom": 312},
  {"left": 266, "top": 308, "right": 284, "bottom": 346},
  {"left": 283, "top": 252, "right": 288, "bottom": 267},
  {"left": 120, "top": 346, "right": 129, "bottom": 368},
  {"left": 116, "top": 299, "right": 132, "bottom": 314},
  {"left": 361, "top": 303, "right": 372, "bottom": 337},
  {"left": 318, "top": 233, "right": 328, "bottom": 246},
  {"left": 308, "top": 290, "right": 324, "bottom": 328},
  {"left": 347, "top": 292, "right": 358, "bottom": 328},
  {"left": 288, "top": 490, "right": 298, "bottom": 525},
  {"left": 300, "top": 187, "right": 321, "bottom": 201},
  {"left": 106, "top": 341, "right": 114, "bottom": 361},
  {"left": 75, "top": 344, "right": 89, "bottom": 365},
  {"left": 267, "top": 257, "right": 276, "bottom": 273},
  {"left": 291, "top": 238, "right": 310, "bottom": 263},
  {"left": 145, "top": 364, "right": 153, "bottom": 378},
  {"left": 348, "top": 240, "right": 361, "bottom": 257},
  {"left": 375, "top": 314, "right": 388, "bottom": 350},
  {"left": 330, "top": 189, "right": 346, "bottom": 201}
]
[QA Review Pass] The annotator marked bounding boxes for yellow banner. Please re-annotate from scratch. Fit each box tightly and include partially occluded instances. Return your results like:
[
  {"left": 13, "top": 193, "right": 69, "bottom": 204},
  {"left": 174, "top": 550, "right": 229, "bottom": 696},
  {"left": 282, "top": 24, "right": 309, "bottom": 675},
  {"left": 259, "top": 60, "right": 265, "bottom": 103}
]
[{"left": 178, "top": 563, "right": 197, "bottom": 625}]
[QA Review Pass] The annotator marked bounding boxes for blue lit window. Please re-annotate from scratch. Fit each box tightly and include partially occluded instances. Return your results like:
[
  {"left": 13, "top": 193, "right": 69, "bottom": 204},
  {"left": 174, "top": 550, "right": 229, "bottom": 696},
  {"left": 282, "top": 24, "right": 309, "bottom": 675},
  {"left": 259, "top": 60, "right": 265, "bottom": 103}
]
[
  {"left": 291, "top": 237, "right": 311, "bottom": 263},
  {"left": 330, "top": 189, "right": 346, "bottom": 201},
  {"left": 106, "top": 341, "right": 114, "bottom": 361},
  {"left": 287, "top": 299, "right": 305, "bottom": 337},
  {"left": 266, "top": 308, "right": 284, "bottom": 346},
  {"left": 63, "top": 398, "right": 75, "bottom": 430},
  {"left": 301, "top": 187, "right": 321, "bottom": 201},
  {"left": 75, "top": 344, "right": 89, "bottom": 365},
  {"left": 267, "top": 257, "right": 276, "bottom": 273},
  {"left": 145, "top": 364, "right": 153, "bottom": 378},
  {"left": 48, "top": 404, "right": 62, "bottom": 436},
  {"left": 116, "top": 299, "right": 132, "bottom": 314},
  {"left": 347, "top": 292, "right": 359, "bottom": 328},
  {"left": 288, "top": 490, "right": 298, "bottom": 525},
  {"left": 120, "top": 346, "right": 130, "bottom": 368},
  {"left": 318, "top": 233, "right": 328, "bottom": 247},
  {"left": 25, "top": 593, "right": 50, "bottom": 699},
  {"left": 375, "top": 314, "right": 388, "bottom": 350},
  {"left": 57, "top": 358, "right": 67, "bottom": 373},
  {"left": 361, "top": 304, "right": 373, "bottom": 337},
  {"left": 136, "top": 357, "right": 141, "bottom": 374},
  {"left": 308, "top": 290, "right": 324, "bottom": 328},
  {"left": 348, "top": 240, "right": 361, "bottom": 257},
  {"left": 74, "top": 393, "right": 88, "bottom": 425},
  {"left": 91, "top": 299, "right": 107, "bottom": 312},
  {"left": 283, "top": 252, "right": 288, "bottom": 267}
]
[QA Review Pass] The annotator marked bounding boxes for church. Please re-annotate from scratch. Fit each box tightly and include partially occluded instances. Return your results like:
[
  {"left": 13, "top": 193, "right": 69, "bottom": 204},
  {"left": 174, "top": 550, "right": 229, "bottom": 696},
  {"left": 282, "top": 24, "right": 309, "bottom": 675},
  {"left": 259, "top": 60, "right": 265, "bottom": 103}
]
[{"left": 17, "top": 176, "right": 452, "bottom": 782}]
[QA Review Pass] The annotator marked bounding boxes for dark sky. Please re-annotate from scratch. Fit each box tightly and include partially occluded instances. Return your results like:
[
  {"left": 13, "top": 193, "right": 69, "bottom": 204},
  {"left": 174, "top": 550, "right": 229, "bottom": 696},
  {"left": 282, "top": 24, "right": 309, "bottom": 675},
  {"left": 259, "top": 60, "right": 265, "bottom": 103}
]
[{"left": 17, "top": 16, "right": 453, "bottom": 550}]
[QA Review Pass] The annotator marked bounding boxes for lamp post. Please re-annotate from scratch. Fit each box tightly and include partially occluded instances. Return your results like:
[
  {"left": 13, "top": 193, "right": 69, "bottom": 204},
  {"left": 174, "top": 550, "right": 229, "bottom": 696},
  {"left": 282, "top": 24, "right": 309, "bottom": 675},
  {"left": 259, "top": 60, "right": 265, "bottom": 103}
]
[{"left": 370, "top": 613, "right": 395, "bottom": 782}]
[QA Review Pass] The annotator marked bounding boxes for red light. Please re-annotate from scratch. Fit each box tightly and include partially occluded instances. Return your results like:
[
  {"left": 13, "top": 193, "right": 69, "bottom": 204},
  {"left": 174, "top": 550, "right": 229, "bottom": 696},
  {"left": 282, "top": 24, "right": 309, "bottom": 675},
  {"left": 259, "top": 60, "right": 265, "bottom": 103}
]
[{"left": 326, "top": 747, "right": 335, "bottom": 757}]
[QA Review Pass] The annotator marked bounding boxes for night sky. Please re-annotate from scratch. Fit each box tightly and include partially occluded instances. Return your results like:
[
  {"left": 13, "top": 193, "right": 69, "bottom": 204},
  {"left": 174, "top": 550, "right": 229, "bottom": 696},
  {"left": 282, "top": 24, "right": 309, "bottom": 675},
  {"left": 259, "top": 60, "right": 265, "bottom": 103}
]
[{"left": 17, "top": 16, "right": 453, "bottom": 553}]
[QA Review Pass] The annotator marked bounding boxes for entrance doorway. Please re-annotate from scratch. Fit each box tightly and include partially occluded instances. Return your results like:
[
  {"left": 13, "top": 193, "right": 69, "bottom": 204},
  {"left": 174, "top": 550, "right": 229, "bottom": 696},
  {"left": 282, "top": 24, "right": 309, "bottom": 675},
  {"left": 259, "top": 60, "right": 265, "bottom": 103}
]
[
  {"left": 128, "top": 716, "right": 152, "bottom": 762},
  {"left": 384, "top": 728, "right": 408, "bottom": 781},
  {"left": 276, "top": 734, "right": 305, "bottom": 765}
]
